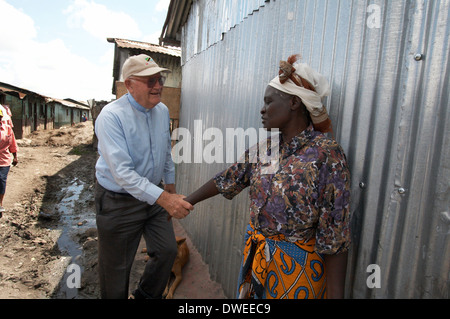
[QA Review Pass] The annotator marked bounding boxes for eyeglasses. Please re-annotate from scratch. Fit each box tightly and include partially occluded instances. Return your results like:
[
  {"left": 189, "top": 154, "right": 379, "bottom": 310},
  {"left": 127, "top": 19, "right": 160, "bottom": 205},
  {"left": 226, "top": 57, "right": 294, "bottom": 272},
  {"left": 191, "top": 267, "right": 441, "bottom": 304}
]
[{"left": 130, "top": 75, "right": 166, "bottom": 88}]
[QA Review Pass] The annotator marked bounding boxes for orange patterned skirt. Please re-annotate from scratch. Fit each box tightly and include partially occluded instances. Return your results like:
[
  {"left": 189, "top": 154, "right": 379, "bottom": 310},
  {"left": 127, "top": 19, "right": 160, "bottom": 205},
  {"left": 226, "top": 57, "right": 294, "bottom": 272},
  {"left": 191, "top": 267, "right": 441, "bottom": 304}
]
[{"left": 237, "top": 222, "right": 327, "bottom": 299}]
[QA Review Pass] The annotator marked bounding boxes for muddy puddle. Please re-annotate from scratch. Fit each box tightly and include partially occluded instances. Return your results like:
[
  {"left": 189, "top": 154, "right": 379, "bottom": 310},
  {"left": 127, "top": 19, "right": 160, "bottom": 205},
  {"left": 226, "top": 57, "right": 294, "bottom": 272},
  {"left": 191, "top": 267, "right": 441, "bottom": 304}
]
[{"left": 51, "top": 178, "right": 96, "bottom": 299}]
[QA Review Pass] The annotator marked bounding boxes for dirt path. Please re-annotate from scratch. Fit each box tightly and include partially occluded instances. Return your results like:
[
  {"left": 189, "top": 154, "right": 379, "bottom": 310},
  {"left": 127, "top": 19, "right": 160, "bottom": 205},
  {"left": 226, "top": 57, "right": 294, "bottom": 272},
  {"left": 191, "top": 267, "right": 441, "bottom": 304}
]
[{"left": 0, "top": 121, "right": 226, "bottom": 299}]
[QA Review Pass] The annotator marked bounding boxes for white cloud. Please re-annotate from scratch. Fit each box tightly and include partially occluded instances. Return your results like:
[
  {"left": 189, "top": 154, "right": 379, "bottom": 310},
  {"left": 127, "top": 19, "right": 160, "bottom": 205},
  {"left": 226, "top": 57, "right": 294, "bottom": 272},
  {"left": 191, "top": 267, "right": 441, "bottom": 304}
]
[
  {"left": 0, "top": 0, "right": 114, "bottom": 101},
  {"left": 64, "top": 0, "right": 142, "bottom": 40},
  {"left": 140, "top": 0, "right": 170, "bottom": 44},
  {"left": 2, "top": 37, "right": 113, "bottom": 100},
  {"left": 155, "top": 0, "right": 170, "bottom": 12},
  {"left": 0, "top": 0, "right": 171, "bottom": 101},
  {"left": 142, "top": 31, "right": 162, "bottom": 45},
  {"left": 0, "top": 0, "right": 37, "bottom": 52},
  {"left": 99, "top": 47, "right": 114, "bottom": 65}
]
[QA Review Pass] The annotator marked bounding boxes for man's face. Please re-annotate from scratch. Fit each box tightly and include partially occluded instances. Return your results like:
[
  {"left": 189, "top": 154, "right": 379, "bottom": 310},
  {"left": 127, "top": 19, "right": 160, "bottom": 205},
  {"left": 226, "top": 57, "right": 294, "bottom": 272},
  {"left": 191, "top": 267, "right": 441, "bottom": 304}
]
[{"left": 125, "top": 73, "right": 165, "bottom": 109}]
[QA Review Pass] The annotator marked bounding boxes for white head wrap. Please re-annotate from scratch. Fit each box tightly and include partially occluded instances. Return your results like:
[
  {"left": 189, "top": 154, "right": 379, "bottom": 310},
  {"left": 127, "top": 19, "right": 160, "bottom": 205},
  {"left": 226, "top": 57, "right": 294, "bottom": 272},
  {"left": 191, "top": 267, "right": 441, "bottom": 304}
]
[{"left": 268, "top": 62, "right": 331, "bottom": 125}]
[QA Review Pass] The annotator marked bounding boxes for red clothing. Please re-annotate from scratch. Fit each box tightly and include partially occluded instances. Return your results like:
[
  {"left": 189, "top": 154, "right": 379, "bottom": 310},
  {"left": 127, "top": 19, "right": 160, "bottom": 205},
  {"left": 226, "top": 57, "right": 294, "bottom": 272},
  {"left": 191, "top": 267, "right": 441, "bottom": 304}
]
[{"left": 0, "top": 121, "right": 18, "bottom": 166}]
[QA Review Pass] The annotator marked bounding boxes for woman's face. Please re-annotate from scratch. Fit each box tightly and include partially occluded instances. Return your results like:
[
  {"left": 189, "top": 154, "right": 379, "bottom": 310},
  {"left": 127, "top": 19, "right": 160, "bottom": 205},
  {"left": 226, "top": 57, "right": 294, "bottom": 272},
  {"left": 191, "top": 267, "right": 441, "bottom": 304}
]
[{"left": 261, "top": 86, "right": 293, "bottom": 130}]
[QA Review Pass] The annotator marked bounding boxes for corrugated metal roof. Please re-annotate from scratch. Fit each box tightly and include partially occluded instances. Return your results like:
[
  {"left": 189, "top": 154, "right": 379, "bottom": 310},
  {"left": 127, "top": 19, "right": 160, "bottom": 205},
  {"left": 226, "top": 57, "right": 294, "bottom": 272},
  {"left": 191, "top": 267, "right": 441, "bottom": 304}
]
[
  {"left": 47, "top": 97, "right": 90, "bottom": 110},
  {"left": 0, "top": 83, "right": 46, "bottom": 100},
  {"left": 0, "top": 86, "right": 27, "bottom": 99},
  {"left": 160, "top": 0, "right": 193, "bottom": 46},
  {"left": 0, "top": 82, "right": 89, "bottom": 110},
  {"left": 172, "top": 0, "right": 450, "bottom": 299},
  {"left": 108, "top": 38, "right": 181, "bottom": 57}
]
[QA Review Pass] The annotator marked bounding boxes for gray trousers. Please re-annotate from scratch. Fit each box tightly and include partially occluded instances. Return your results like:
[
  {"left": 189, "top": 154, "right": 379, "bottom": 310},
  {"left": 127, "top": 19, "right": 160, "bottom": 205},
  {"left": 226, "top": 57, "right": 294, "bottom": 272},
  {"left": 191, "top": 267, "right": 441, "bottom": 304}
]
[{"left": 95, "top": 182, "right": 177, "bottom": 299}]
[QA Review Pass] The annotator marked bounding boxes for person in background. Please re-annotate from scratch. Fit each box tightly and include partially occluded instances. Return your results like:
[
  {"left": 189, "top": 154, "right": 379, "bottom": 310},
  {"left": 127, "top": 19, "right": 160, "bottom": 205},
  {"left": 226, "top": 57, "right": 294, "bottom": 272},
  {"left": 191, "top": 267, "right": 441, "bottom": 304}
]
[
  {"left": 94, "top": 54, "right": 193, "bottom": 299},
  {"left": 0, "top": 107, "right": 18, "bottom": 217},
  {"left": 0, "top": 104, "right": 13, "bottom": 128},
  {"left": 185, "top": 54, "right": 351, "bottom": 299}
]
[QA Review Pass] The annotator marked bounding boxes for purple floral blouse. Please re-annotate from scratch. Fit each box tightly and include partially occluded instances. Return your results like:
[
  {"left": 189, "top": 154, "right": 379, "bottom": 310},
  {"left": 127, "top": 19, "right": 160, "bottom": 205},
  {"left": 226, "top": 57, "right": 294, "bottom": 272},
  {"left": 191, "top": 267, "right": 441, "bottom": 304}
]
[{"left": 214, "top": 125, "right": 351, "bottom": 255}]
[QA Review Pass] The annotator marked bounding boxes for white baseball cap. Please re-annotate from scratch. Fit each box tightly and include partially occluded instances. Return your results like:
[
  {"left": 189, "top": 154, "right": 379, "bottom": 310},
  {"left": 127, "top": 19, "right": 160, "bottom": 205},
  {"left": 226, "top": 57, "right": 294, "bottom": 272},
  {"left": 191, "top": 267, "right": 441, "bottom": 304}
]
[{"left": 121, "top": 54, "right": 170, "bottom": 80}]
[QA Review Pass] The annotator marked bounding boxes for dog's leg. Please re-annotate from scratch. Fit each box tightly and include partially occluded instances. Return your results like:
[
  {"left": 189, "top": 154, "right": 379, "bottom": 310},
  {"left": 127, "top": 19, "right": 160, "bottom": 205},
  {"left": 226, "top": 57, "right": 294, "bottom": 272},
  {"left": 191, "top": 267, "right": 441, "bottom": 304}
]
[
  {"left": 163, "top": 280, "right": 170, "bottom": 298},
  {"left": 163, "top": 271, "right": 175, "bottom": 298},
  {"left": 165, "top": 267, "right": 182, "bottom": 299}
]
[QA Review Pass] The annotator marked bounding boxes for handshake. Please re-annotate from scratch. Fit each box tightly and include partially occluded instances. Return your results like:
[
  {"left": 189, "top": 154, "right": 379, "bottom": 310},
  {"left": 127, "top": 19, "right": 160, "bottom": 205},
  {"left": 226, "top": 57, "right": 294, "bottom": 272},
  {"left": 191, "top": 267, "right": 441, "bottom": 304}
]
[
  {"left": 157, "top": 190, "right": 193, "bottom": 220},
  {"left": 156, "top": 179, "right": 218, "bottom": 220}
]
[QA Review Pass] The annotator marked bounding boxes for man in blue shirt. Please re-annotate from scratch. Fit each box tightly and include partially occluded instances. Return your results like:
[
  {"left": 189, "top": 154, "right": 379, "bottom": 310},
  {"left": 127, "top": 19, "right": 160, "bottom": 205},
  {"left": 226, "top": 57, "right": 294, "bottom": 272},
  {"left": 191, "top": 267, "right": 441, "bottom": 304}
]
[{"left": 95, "top": 54, "right": 193, "bottom": 299}]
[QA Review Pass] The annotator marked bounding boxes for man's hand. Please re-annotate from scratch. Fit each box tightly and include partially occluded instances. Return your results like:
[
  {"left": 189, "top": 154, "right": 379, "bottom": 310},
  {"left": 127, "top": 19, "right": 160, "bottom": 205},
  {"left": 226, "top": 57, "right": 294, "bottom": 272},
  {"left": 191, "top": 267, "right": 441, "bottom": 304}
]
[{"left": 156, "top": 190, "right": 193, "bottom": 219}]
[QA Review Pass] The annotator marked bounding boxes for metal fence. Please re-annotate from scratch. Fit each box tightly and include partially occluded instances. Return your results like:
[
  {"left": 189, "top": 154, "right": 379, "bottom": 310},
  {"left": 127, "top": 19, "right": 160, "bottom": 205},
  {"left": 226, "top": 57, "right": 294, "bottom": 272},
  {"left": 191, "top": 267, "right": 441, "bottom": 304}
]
[{"left": 173, "top": 0, "right": 449, "bottom": 298}]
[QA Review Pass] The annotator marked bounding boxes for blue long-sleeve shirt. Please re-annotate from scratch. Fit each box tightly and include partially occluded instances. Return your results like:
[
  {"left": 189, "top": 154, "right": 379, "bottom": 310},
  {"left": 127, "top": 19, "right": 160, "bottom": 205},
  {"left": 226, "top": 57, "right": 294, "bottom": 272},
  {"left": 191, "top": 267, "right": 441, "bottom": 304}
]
[{"left": 95, "top": 93, "right": 175, "bottom": 205}]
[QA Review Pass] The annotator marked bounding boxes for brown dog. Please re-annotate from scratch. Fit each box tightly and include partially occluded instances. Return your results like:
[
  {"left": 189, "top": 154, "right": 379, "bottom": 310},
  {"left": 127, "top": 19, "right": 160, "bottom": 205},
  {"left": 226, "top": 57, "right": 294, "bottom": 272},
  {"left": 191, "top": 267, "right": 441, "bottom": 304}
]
[
  {"left": 163, "top": 236, "right": 190, "bottom": 299},
  {"left": 141, "top": 236, "right": 190, "bottom": 298}
]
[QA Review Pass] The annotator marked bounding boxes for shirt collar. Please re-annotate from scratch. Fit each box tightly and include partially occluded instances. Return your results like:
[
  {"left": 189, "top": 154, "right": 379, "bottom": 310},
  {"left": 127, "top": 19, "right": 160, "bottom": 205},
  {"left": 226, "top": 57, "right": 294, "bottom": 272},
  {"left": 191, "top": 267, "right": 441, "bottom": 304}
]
[
  {"left": 281, "top": 124, "right": 315, "bottom": 155},
  {"left": 127, "top": 93, "right": 150, "bottom": 113}
]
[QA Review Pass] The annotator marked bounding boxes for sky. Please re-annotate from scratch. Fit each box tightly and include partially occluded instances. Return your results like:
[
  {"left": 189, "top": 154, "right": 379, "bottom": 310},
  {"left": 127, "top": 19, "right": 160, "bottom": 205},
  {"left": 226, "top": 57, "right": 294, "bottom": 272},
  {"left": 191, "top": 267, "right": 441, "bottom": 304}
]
[{"left": 0, "top": 0, "right": 171, "bottom": 101}]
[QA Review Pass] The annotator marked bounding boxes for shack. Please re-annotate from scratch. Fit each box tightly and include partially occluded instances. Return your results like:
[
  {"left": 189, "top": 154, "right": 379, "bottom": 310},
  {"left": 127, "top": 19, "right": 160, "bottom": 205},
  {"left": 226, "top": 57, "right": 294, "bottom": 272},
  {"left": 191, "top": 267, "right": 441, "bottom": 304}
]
[
  {"left": 0, "top": 82, "right": 53, "bottom": 139},
  {"left": 161, "top": 0, "right": 449, "bottom": 298},
  {"left": 47, "top": 97, "right": 90, "bottom": 129},
  {"left": 107, "top": 38, "right": 182, "bottom": 132},
  {"left": 0, "top": 81, "right": 91, "bottom": 138}
]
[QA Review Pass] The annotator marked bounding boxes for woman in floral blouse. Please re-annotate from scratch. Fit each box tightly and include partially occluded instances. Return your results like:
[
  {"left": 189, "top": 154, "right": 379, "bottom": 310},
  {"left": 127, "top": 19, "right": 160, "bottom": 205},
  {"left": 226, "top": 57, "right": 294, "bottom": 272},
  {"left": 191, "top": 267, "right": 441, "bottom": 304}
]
[{"left": 185, "top": 55, "right": 351, "bottom": 299}]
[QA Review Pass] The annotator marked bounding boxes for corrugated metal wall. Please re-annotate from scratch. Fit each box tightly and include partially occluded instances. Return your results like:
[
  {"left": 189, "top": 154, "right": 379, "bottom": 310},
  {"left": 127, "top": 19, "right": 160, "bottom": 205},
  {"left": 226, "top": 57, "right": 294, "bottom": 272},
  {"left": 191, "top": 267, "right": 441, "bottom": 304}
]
[{"left": 174, "top": 0, "right": 449, "bottom": 298}]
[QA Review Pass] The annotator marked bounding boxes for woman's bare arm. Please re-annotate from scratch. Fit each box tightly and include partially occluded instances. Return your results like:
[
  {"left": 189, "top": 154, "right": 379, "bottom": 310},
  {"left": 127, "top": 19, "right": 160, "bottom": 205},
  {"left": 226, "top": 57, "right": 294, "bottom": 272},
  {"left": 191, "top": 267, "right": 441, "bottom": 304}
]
[
  {"left": 323, "top": 252, "right": 348, "bottom": 299},
  {"left": 184, "top": 178, "right": 219, "bottom": 205}
]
